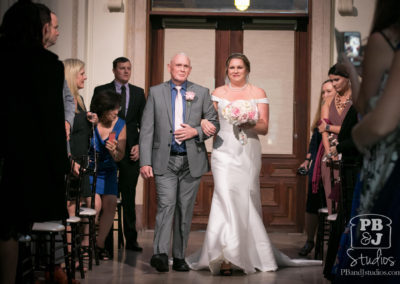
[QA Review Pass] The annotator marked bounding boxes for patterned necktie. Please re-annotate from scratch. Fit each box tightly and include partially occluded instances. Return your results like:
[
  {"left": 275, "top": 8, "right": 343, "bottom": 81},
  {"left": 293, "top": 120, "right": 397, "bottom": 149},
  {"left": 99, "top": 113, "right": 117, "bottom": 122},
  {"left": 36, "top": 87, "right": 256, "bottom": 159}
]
[
  {"left": 174, "top": 86, "right": 183, "bottom": 144},
  {"left": 120, "top": 85, "right": 127, "bottom": 119}
]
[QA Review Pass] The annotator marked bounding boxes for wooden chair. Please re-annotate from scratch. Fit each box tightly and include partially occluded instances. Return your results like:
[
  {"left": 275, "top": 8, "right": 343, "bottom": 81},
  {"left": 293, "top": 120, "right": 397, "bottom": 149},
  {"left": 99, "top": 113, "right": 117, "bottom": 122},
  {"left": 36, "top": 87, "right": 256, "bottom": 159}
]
[
  {"left": 314, "top": 158, "right": 341, "bottom": 260},
  {"left": 77, "top": 154, "right": 99, "bottom": 270},
  {"left": 65, "top": 157, "right": 86, "bottom": 279},
  {"left": 31, "top": 221, "right": 71, "bottom": 283},
  {"left": 16, "top": 234, "right": 34, "bottom": 284}
]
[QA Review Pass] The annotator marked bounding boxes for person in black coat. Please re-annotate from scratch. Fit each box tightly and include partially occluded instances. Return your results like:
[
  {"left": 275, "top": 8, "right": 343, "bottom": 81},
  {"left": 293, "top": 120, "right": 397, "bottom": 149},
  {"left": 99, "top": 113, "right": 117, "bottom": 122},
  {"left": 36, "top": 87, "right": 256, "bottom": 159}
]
[
  {"left": 0, "top": 2, "right": 69, "bottom": 283},
  {"left": 91, "top": 57, "right": 146, "bottom": 253}
]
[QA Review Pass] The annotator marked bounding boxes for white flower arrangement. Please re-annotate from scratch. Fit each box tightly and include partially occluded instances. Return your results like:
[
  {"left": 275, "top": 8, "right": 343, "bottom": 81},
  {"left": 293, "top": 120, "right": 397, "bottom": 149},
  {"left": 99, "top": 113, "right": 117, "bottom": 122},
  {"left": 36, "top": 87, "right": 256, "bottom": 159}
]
[{"left": 222, "top": 100, "right": 258, "bottom": 145}]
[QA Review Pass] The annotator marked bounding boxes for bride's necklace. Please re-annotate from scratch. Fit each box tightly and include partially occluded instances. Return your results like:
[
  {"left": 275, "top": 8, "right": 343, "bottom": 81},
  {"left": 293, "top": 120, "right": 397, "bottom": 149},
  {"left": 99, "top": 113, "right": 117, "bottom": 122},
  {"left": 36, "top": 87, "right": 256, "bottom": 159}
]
[
  {"left": 228, "top": 83, "right": 248, "bottom": 91},
  {"left": 335, "top": 94, "right": 352, "bottom": 111}
]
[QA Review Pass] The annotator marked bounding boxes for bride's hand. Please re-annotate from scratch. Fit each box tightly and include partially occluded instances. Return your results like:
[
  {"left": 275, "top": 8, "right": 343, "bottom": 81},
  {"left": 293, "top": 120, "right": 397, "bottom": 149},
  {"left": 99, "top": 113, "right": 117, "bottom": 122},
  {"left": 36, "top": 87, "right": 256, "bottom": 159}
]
[
  {"left": 238, "top": 122, "right": 255, "bottom": 129},
  {"left": 201, "top": 119, "right": 216, "bottom": 136}
]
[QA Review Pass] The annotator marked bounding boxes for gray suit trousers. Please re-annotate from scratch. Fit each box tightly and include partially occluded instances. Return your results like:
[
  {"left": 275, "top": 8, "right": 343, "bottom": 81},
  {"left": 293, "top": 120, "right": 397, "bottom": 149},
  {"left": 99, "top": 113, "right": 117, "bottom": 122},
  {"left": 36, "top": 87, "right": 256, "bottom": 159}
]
[{"left": 153, "top": 155, "right": 201, "bottom": 258}]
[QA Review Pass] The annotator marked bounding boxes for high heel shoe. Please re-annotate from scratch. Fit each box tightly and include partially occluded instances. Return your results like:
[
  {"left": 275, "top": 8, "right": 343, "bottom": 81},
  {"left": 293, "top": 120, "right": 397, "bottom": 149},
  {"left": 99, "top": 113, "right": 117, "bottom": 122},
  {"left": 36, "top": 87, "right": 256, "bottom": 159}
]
[
  {"left": 96, "top": 246, "right": 111, "bottom": 260},
  {"left": 298, "top": 240, "right": 314, "bottom": 256},
  {"left": 220, "top": 262, "right": 233, "bottom": 276}
]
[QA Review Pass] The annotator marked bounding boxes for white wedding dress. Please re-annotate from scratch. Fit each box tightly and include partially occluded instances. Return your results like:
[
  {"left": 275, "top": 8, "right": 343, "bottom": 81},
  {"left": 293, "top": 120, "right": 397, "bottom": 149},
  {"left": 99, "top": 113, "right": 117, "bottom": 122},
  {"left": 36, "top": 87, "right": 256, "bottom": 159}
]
[{"left": 186, "top": 96, "right": 322, "bottom": 274}]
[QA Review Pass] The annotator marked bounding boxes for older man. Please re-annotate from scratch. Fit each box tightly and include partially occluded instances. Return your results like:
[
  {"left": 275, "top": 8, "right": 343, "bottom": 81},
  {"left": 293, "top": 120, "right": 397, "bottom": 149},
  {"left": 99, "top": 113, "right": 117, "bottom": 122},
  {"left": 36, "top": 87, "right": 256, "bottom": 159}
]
[{"left": 140, "top": 53, "right": 219, "bottom": 272}]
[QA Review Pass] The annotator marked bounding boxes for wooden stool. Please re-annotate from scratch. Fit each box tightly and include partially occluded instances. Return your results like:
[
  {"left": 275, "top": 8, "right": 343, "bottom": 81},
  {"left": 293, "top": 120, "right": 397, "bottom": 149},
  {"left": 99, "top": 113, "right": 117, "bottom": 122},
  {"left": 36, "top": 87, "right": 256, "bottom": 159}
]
[{"left": 31, "top": 221, "right": 71, "bottom": 283}]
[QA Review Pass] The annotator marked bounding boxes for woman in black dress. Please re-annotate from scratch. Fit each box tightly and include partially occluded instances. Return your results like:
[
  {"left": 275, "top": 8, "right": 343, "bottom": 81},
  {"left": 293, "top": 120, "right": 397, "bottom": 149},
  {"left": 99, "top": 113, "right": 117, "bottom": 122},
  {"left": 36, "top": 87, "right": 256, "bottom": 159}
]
[
  {"left": 298, "top": 79, "right": 336, "bottom": 256},
  {"left": 64, "top": 58, "right": 97, "bottom": 246}
]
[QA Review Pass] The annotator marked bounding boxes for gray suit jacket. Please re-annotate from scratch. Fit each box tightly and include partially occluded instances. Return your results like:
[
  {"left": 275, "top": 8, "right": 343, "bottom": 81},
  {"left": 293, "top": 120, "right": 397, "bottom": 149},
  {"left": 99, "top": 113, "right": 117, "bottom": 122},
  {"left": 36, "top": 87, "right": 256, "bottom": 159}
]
[
  {"left": 139, "top": 80, "right": 219, "bottom": 178},
  {"left": 63, "top": 79, "right": 75, "bottom": 128}
]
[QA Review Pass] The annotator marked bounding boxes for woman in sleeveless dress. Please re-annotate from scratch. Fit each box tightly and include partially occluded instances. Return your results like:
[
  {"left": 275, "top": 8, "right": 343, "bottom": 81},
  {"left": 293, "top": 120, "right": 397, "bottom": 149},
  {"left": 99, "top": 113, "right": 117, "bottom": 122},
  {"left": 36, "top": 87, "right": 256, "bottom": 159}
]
[
  {"left": 90, "top": 90, "right": 127, "bottom": 259},
  {"left": 187, "top": 53, "right": 321, "bottom": 275},
  {"left": 64, "top": 59, "right": 96, "bottom": 213},
  {"left": 298, "top": 79, "right": 336, "bottom": 257},
  {"left": 350, "top": 2, "right": 400, "bottom": 215},
  {"left": 317, "top": 64, "right": 353, "bottom": 215},
  {"left": 64, "top": 58, "right": 98, "bottom": 253}
]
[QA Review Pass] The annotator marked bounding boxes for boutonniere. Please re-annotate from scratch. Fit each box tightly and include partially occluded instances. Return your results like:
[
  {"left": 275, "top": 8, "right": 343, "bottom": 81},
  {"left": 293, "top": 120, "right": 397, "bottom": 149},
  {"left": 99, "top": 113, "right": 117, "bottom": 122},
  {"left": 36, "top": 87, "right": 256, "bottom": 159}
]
[{"left": 185, "top": 91, "right": 195, "bottom": 105}]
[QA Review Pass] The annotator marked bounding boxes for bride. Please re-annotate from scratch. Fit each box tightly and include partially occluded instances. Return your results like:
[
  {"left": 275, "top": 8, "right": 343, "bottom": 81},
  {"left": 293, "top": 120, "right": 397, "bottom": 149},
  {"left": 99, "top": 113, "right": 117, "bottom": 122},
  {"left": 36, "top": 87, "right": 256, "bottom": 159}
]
[{"left": 186, "top": 53, "right": 321, "bottom": 275}]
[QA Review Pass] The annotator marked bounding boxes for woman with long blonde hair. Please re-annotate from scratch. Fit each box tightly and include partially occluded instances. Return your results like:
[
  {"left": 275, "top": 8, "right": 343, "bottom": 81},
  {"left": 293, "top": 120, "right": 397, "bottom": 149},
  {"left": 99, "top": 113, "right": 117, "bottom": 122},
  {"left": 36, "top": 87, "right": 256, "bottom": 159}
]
[
  {"left": 64, "top": 58, "right": 96, "bottom": 251},
  {"left": 298, "top": 79, "right": 336, "bottom": 257},
  {"left": 64, "top": 59, "right": 87, "bottom": 115}
]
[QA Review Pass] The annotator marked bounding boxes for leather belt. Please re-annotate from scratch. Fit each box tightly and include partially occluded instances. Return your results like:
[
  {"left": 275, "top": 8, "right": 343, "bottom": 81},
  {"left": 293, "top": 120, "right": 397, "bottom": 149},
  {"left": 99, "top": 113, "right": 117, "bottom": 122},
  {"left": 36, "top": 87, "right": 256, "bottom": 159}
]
[{"left": 170, "top": 151, "right": 187, "bottom": 156}]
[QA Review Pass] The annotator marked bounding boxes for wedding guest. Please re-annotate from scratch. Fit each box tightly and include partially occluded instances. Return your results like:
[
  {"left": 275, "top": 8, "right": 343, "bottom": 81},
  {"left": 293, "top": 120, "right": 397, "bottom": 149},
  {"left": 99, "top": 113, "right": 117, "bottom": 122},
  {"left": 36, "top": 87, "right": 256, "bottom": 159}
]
[
  {"left": 316, "top": 64, "right": 352, "bottom": 215},
  {"left": 92, "top": 57, "right": 146, "bottom": 253},
  {"left": 90, "top": 90, "right": 126, "bottom": 260},
  {"left": 0, "top": 1, "right": 68, "bottom": 283},
  {"left": 298, "top": 79, "right": 336, "bottom": 257},
  {"left": 345, "top": 0, "right": 400, "bottom": 215},
  {"left": 64, "top": 58, "right": 97, "bottom": 251},
  {"left": 330, "top": 2, "right": 400, "bottom": 281},
  {"left": 36, "top": 3, "right": 75, "bottom": 144},
  {"left": 335, "top": 43, "right": 400, "bottom": 284}
]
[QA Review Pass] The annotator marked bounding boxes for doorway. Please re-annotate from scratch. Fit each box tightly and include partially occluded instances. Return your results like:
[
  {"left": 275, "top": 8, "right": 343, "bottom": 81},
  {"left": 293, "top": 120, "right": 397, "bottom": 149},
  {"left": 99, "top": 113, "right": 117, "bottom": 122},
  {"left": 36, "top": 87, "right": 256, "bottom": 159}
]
[{"left": 144, "top": 15, "right": 310, "bottom": 232}]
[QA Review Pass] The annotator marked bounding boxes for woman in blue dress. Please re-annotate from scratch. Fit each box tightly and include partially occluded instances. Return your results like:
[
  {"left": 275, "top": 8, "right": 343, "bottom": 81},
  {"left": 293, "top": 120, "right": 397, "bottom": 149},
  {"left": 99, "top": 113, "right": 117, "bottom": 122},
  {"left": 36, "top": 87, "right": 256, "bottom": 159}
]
[{"left": 90, "top": 90, "right": 127, "bottom": 259}]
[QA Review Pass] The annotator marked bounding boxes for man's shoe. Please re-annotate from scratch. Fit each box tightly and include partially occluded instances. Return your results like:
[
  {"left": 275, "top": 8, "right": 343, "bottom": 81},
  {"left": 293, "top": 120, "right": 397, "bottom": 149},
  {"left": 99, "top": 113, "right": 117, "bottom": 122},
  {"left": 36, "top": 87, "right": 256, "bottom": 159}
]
[
  {"left": 126, "top": 242, "right": 143, "bottom": 252},
  {"left": 150, "top": 253, "right": 169, "bottom": 272},
  {"left": 172, "top": 258, "right": 190, "bottom": 272},
  {"left": 298, "top": 240, "right": 315, "bottom": 256}
]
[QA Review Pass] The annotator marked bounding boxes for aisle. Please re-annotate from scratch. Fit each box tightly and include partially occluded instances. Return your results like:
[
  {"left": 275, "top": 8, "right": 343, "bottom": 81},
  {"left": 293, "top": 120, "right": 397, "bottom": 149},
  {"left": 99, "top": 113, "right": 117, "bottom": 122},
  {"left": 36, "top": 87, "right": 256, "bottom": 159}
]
[{"left": 79, "top": 230, "right": 329, "bottom": 284}]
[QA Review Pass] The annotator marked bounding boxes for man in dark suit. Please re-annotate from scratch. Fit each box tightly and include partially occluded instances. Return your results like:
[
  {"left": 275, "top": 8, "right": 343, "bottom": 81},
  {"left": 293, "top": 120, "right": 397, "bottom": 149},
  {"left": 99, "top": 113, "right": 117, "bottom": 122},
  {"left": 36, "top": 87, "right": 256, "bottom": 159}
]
[{"left": 91, "top": 57, "right": 146, "bottom": 252}]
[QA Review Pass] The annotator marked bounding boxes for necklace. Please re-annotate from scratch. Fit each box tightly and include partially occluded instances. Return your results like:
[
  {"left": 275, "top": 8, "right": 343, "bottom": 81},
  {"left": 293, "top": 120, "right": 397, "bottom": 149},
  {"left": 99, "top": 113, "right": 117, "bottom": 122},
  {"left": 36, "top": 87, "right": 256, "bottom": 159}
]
[
  {"left": 335, "top": 94, "right": 352, "bottom": 111},
  {"left": 228, "top": 83, "right": 248, "bottom": 91}
]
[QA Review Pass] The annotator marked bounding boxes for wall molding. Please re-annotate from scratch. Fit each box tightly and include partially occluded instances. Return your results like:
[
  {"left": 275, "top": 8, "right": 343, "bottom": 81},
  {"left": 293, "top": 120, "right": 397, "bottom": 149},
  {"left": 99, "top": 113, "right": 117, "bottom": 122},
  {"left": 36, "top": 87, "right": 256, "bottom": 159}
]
[
  {"left": 107, "top": 0, "right": 124, "bottom": 12},
  {"left": 338, "top": 0, "right": 356, "bottom": 16}
]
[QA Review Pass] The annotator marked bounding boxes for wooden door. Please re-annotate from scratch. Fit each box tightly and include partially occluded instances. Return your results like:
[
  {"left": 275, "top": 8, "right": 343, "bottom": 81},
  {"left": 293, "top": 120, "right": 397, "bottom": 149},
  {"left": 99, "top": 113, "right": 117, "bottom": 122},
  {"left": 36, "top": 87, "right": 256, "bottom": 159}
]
[{"left": 144, "top": 16, "right": 310, "bottom": 232}]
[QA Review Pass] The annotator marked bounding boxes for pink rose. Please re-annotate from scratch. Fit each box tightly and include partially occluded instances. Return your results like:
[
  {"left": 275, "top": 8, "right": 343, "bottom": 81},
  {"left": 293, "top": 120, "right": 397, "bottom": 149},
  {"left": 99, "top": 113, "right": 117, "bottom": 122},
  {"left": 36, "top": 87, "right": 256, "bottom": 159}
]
[
  {"left": 232, "top": 107, "right": 240, "bottom": 116},
  {"left": 185, "top": 91, "right": 195, "bottom": 101},
  {"left": 248, "top": 111, "right": 255, "bottom": 120}
]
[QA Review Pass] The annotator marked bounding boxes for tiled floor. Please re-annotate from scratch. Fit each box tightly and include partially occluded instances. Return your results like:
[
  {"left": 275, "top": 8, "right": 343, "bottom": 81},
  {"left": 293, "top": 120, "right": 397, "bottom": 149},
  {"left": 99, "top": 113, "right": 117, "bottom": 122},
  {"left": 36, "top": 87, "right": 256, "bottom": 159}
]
[{"left": 78, "top": 230, "right": 329, "bottom": 284}]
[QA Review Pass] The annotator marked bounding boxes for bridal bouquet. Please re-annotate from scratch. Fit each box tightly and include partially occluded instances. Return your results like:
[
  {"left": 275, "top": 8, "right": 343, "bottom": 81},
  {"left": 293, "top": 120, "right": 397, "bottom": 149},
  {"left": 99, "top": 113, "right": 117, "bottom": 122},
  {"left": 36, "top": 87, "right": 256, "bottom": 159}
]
[{"left": 222, "top": 100, "right": 258, "bottom": 145}]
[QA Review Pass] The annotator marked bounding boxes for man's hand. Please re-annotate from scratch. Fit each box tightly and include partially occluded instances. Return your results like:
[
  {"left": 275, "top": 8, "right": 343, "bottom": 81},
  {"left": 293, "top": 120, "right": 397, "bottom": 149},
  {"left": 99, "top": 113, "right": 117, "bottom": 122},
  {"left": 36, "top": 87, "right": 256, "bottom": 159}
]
[
  {"left": 130, "top": 145, "right": 139, "bottom": 161},
  {"left": 65, "top": 121, "right": 71, "bottom": 141},
  {"left": 140, "top": 165, "right": 154, "bottom": 179},
  {"left": 174, "top": 124, "right": 198, "bottom": 142},
  {"left": 200, "top": 119, "right": 216, "bottom": 136}
]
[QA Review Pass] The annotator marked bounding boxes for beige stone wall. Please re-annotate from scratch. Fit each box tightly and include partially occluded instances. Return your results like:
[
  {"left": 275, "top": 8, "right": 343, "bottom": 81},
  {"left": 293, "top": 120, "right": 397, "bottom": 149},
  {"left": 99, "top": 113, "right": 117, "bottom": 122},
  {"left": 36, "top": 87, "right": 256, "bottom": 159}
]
[{"left": 244, "top": 30, "right": 295, "bottom": 154}]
